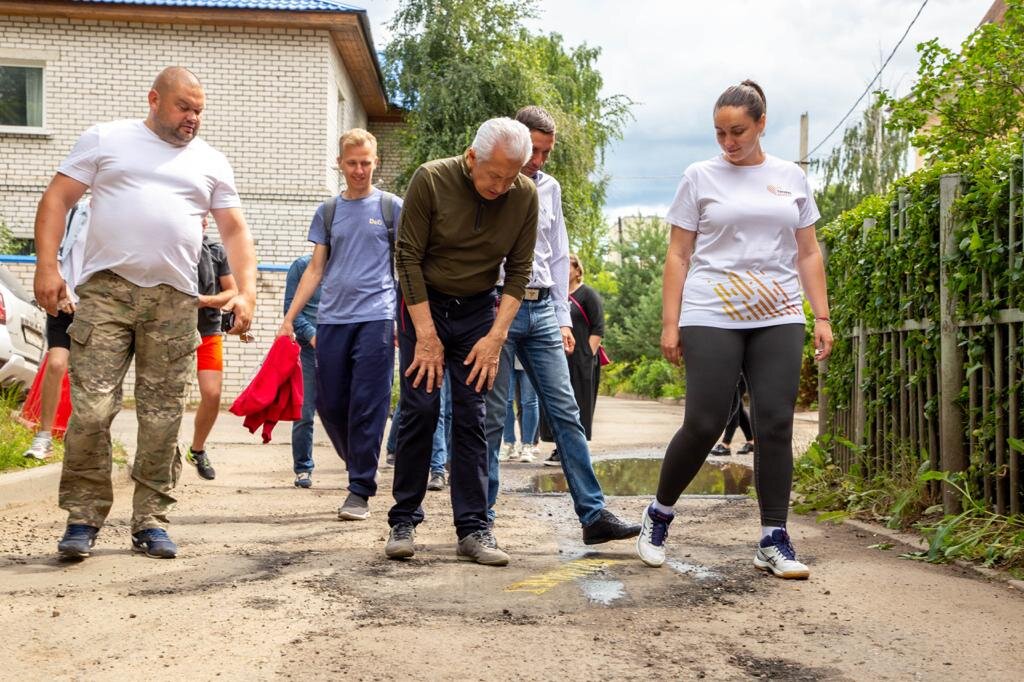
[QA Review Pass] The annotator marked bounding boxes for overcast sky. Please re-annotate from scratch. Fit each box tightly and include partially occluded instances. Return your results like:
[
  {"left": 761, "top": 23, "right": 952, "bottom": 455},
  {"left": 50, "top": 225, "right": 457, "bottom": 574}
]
[{"left": 359, "top": 0, "right": 993, "bottom": 220}]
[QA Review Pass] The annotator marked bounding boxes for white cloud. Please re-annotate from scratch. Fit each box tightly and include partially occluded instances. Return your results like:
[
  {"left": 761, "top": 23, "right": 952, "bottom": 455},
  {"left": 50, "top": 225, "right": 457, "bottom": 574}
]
[{"left": 361, "top": 0, "right": 994, "bottom": 214}]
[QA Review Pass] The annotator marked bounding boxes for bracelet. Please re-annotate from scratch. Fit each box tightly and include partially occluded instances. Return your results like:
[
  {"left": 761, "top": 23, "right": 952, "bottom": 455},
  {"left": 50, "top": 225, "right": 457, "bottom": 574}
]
[{"left": 815, "top": 317, "right": 831, "bottom": 323}]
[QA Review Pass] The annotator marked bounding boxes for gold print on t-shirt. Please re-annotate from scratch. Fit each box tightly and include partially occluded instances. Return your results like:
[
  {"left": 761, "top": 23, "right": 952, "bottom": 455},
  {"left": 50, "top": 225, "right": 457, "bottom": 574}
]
[{"left": 712, "top": 270, "right": 803, "bottom": 322}]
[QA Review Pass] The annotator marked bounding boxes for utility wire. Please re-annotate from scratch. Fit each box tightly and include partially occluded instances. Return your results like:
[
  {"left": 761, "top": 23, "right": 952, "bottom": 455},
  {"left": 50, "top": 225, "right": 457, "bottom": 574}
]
[{"left": 800, "top": 0, "right": 929, "bottom": 164}]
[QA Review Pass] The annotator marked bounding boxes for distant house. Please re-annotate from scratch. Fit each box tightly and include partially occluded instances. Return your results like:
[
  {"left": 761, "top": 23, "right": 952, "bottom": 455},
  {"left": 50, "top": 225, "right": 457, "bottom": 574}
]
[{"left": 0, "top": 0, "right": 405, "bottom": 394}]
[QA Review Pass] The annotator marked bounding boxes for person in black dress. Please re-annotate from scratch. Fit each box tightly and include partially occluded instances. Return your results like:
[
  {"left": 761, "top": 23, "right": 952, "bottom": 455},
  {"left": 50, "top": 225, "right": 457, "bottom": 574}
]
[{"left": 544, "top": 253, "right": 605, "bottom": 466}]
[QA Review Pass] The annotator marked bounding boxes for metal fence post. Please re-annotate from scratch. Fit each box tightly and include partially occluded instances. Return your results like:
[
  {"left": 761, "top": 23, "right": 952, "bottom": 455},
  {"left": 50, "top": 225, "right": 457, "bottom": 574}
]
[
  {"left": 938, "top": 174, "right": 966, "bottom": 514},
  {"left": 818, "top": 240, "right": 829, "bottom": 438},
  {"left": 853, "top": 219, "right": 873, "bottom": 450}
]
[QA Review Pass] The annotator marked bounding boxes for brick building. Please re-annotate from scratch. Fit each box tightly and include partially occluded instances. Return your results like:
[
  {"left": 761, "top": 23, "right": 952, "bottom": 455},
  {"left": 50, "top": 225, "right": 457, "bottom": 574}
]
[{"left": 0, "top": 0, "right": 406, "bottom": 397}]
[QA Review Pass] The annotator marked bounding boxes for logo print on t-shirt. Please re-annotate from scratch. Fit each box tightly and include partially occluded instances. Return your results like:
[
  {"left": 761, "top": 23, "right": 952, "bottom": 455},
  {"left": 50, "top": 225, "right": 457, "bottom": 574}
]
[
  {"left": 369, "top": 217, "right": 384, "bottom": 226},
  {"left": 767, "top": 185, "right": 792, "bottom": 196},
  {"left": 712, "top": 270, "right": 803, "bottom": 322}
]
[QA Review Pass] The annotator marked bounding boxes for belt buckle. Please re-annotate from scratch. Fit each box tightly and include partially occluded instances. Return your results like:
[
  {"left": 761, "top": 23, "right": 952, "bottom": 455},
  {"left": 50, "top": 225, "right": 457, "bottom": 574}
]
[{"left": 524, "top": 288, "right": 539, "bottom": 301}]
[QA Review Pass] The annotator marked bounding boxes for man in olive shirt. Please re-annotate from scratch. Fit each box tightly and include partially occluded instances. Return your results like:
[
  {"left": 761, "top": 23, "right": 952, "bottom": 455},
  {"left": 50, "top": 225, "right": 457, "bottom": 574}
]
[{"left": 386, "top": 118, "right": 538, "bottom": 567}]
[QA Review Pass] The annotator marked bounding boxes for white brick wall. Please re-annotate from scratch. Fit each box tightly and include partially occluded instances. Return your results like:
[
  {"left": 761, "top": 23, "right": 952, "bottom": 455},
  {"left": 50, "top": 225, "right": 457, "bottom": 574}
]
[{"left": 1, "top": 14, "right": 373, "bottom": 396}]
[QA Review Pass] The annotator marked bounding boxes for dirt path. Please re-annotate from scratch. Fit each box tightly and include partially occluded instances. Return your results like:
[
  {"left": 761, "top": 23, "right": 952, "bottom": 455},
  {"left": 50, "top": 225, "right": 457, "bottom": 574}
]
[{"left": 1, "top": 397, "right": 1020, "bottom": 680}]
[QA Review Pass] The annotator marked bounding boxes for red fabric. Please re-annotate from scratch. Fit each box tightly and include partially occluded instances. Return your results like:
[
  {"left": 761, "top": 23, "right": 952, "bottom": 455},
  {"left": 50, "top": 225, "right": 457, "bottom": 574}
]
[
  {"left": 19, "top": 351, "right": 73, "bottom": 436},
  {"left": 229, "top": 336, "right": 303, "bottom": 443}
]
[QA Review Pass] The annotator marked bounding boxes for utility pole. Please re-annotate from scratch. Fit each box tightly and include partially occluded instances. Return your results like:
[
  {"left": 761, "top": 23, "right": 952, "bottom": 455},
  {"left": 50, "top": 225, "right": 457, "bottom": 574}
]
[
  {"left": 799, "top": 112, "right": 809, "bottom": 175},
  {"left": 801, "top": 111, "right": 828, "bottom": 435}
]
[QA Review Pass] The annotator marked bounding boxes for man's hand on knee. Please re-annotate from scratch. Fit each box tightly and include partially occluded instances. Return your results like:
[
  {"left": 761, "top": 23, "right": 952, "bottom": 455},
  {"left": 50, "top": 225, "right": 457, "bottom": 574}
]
[
  {"left": 464, "top": 333, "right": 504, "bottom": 392},
  {"left": 406, "top": 334, "right": 445, "bottom": 392}
]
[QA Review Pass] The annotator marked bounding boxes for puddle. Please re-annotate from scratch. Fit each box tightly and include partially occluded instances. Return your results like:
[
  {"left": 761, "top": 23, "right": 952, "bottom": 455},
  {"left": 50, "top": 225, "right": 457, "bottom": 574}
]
[
  {"left": 666, "top": 560, "right": 721, "bottom": 581},
  {"left": 578, "top": 579, "right": 626, "bottom": 605},
  {"left": 531, "top": 458, "right": 753, "bottom": 496}
]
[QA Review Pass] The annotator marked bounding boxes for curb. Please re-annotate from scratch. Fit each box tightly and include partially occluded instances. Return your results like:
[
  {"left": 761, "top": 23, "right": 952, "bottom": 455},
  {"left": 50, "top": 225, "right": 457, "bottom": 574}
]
[
  {"left": 839, "top": 517, "right": 1024, "bottom": 593},
  {"left": 0, "top": 460, "right": 131, "bottom": 512}
]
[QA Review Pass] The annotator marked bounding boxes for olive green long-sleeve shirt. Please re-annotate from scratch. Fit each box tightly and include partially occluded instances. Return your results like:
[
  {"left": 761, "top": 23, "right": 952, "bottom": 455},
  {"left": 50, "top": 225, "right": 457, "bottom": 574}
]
[{"left": 395, "top": 155, "right": 538, "bottom": 304}]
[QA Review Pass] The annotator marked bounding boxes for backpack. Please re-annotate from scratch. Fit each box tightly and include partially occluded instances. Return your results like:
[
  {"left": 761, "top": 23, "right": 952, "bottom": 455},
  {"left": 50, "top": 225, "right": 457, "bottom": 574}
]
[{"left": 321, "top": 191, "right": 399, "bottom": 279}]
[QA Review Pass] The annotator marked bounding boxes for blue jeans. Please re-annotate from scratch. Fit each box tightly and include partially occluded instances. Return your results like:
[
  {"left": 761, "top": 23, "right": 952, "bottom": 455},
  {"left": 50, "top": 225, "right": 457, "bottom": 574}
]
[
  {"left": 291, "top": 342, "right": 317, "bottom": 474},
  {"left": 484, "top": 298, "right": 605, "bottom": 526},
  {"left": 387, "top": 373, "right": 451, "bottom": 475},
  {"left": 502, "top": 368, "right": 539, "bottom": 444}
]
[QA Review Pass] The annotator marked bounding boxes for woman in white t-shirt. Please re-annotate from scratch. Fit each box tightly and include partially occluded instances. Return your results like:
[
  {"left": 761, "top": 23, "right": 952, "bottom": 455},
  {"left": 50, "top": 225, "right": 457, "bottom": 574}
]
[{"left": 636, "top": 80, "right": 833, "bottom": 578}]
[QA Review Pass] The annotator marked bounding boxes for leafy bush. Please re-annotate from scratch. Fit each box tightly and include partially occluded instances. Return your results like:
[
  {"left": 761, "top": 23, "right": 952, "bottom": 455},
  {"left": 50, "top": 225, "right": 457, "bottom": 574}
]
[{"left": 598, "top": 357, "right": 685, "bottom": 400}]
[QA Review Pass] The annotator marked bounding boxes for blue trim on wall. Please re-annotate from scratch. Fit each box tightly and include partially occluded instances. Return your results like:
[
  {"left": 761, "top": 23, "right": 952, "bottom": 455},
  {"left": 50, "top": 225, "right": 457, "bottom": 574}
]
[{"left": 0, "top": 255, "right": 292, "bottom": 272}]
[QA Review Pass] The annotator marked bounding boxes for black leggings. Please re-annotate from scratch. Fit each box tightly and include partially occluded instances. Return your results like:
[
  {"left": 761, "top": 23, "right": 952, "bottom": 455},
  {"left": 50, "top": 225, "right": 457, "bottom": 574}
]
[
  {"left": 722, "top": 376, "right": 753, "bottom": 443},
  {"left": 656, "top": 324, "right": 805, "bottom": 526}
]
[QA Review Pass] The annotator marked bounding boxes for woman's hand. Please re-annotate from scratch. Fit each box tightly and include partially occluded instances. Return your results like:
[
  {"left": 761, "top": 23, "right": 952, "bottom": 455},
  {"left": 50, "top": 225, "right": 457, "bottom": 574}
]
[
  {"left": 813, "top": 319, "right": 833, "bottom": 362},
  {"left": 661, "top": 325, "right": 683, "bottom": 365}
]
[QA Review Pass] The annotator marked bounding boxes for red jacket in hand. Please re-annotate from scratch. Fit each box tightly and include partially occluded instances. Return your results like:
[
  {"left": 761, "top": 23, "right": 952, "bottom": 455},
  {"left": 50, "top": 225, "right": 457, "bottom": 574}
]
[{"left": 229, "top": 336, "right": 304, "bottom": 443}]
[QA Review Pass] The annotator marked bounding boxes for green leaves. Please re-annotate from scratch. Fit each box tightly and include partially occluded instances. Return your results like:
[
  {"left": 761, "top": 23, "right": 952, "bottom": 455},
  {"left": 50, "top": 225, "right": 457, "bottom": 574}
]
[
  {"left": 880, "top": 0, "right": 1024, "bottom": 160},
  {"left": 383, "top": 0, "right": 632, "bottom": 269}
]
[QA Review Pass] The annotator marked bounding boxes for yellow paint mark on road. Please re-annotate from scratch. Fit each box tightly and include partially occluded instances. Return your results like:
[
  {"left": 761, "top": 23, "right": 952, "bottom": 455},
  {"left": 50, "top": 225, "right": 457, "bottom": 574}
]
[{"left": 504, "top": 558, "right": 625, "bottom": 596}]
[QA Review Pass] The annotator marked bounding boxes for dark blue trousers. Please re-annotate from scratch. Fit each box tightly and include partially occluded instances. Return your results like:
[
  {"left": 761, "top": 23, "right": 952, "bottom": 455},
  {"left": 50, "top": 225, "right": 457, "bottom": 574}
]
[
  {"left": 315, "top": 320, "right": 394, "bottom": 499},
  {"left": 388, "top": 288, "right": 496, "bottom": 539}
]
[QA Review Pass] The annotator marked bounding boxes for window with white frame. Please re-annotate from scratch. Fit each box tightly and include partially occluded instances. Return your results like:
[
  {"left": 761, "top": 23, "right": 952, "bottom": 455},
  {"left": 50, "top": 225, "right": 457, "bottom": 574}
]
[{"left": 0, "top": 63, "right": 44, "bottom": 129}]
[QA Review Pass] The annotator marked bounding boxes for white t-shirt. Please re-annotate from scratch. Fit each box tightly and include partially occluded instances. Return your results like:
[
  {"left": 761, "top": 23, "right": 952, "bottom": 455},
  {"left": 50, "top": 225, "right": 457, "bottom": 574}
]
[
  {"left": 57, "top": 119, "right": 241, "bottom": 296},
  {"left": 665, "top": 153, "right": 820, "bottom": 329},
  {"left": 59, "top": 198, "right": 90, "bottom": 304}
]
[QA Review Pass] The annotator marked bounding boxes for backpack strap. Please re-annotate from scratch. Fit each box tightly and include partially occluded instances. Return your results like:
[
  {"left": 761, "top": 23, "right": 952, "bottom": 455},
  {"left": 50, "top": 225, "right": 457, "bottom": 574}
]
[
  {"left": 321, "top": 195, "right": 339, "bottom": 258},
  {"left": 380, "top": 191, "right": 398, "bottom": 280}
]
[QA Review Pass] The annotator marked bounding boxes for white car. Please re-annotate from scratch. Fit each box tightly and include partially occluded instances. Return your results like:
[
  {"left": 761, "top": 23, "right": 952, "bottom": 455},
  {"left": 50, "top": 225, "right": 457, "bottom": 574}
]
[{"left": 0, "top": 265, "right": 46, "bottom": 391}]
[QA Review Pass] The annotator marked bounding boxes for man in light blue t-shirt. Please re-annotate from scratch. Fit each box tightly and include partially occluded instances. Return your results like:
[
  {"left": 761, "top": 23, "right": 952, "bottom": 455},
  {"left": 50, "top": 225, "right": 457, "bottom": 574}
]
[{"left": 278, "top": 128, "right": 401, "bottom": 520}]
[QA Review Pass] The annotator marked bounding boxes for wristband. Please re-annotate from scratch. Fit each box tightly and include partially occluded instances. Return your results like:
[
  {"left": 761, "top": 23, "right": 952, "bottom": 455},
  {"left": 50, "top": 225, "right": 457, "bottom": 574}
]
[{"left": 815, "top": 317, "right": 831, "bottom": 323}]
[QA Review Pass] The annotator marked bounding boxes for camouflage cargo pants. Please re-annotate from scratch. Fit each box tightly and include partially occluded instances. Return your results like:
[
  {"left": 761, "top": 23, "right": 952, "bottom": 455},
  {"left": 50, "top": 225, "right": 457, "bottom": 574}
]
[{"left": 59, "top": 270, "right": 200, "bottom": 532}]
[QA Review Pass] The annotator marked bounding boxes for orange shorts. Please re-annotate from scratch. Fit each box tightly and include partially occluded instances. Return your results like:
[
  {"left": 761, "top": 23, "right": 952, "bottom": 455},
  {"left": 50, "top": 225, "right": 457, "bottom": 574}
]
[{"left": 197, "top": 334, "right": 224, "bottom": 372}]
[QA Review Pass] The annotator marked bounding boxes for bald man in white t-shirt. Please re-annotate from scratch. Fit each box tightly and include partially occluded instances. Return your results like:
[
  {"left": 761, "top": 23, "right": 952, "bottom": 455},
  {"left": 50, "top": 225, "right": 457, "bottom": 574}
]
[{"left": 32, "top": 67, "right": 257, "bottom": 561}]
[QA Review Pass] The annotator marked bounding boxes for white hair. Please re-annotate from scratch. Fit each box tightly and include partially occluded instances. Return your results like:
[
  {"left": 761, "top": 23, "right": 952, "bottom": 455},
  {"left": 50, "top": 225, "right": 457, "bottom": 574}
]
[{"left": 470, "top": 117, "right": 531, "bottom": 165}]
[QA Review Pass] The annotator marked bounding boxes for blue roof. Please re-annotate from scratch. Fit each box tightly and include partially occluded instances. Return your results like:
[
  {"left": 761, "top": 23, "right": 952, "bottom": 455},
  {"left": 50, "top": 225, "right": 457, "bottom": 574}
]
[{"left": 74, "top": 0, "right": 365, "bottom": 11}]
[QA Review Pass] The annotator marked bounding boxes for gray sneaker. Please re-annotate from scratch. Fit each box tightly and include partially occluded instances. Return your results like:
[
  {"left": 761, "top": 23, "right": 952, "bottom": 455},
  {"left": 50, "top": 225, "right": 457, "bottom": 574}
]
[
  {"left": 385, "top": 522, "right": 416, "bottom": 559},
  {"left": 456, "top": 529, "right": 509, "bottom": 566},
  {"left": 427, "top": 470, "right": 446, "bottom": 491},
  {"left": 337, "top": 492, "right": 369, "bottom": 521}
]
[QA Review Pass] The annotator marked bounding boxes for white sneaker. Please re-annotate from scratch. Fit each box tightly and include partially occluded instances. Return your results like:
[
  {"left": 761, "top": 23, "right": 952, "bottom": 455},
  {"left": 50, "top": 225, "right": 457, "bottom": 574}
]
[
  {"left": 636, "top": 503, "right": 674, "bottom": 567},
  {"left": 516, "top": 445, "right": 537, "bottom": 463},
  {"left": 24, "top": 434, "right": 53, "bottom": 460},
  {"left": 753, "top": 529, "right": 810, "bottom": 579},
  {"left": 497, "top": 442, "right": 515, "bottom": 462}
]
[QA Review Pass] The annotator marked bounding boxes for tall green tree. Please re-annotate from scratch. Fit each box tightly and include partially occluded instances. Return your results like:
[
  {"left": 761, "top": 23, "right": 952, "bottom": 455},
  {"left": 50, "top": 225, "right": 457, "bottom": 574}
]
[
  {"left": 382, "top": 0, "right": 631, "bottom": 267},
  {"left": 602, "top": 217, "right": 670, "bottom": 363},
  {"left": 881, "top": 0, "right": 1024, "bottom": 160},
  {"left": 813, "top": 96, "right": 910, "bottom": 227}
]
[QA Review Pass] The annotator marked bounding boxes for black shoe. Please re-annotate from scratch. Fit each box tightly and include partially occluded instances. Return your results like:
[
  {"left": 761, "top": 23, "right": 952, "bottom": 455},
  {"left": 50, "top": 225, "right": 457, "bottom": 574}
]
[
  {"left": 131, "top": 528, "right": 178, "bottom": 558},
  {"left": 709, "top": 443, "right": 731, "bottom": 456},
  {"left": 187, "top": 447, "right": 216, "bottom": 480},
  {"left": 582, "top": 509, "right": 642, "bottom": 545},
  {"left": 543, "top": 450, "right": 561, "bottom": 467},
  {"left": 58, "top": 524, "right": 100, "bottom": 558},
  {"left": 737, "top": 442, "right": 755, "bottom": 455}
]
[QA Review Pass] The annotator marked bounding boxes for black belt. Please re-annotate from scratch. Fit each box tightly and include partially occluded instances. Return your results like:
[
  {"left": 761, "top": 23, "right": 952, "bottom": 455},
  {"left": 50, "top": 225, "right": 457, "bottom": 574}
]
[{"left": 498, "top": 286, "right": 550, "bottom": 301}]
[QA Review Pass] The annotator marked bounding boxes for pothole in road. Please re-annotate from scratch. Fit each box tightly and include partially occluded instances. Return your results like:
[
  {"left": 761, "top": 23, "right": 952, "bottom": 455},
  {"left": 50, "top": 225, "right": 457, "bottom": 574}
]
[{"left": 531, "top": 458, "right": 753, "bottom": 496}]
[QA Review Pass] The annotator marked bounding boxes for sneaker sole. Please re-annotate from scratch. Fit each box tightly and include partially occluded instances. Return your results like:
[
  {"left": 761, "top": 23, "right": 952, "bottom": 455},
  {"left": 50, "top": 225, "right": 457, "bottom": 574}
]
[
  {"left": 753, "top": 556, "right": 809, "bottom": 579},
  {"left": 385, "top": 545, "right": 415, "bottom": 559},
  {"left": 338, "top": 509, "right": 370, "bottom": 521},
  {"left": 456, "top": 552, "right": 509, "bottom": 566},
  {"left": 542, "top": 460, "right": 560, "bottom": 467},
  {"left": 426, "top": 483, "right": 444, "bottom": 491},
  {"left": 131, "top": 544, "right": 176, "bottom": 559},
  {"left": 58, "top": 547, "right": 91, "bottom": 559}
]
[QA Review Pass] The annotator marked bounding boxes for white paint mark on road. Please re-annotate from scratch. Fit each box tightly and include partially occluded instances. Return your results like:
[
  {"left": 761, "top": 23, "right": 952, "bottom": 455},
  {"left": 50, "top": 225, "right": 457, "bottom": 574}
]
[
  {"left": 579, "top": 579, "right": 626, "bottom": 605},
  {"left": 666, "top": 559, "right": 720, "bottom": 580}
]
